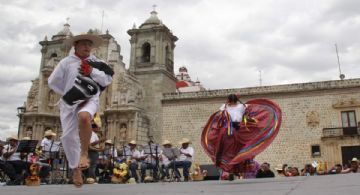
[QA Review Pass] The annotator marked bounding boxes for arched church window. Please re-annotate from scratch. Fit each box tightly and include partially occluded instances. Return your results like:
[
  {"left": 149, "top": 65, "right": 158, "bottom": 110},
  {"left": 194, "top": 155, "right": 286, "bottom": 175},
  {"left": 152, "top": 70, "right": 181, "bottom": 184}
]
[{"left": 141, "top": 42, "right": 151, "bottom": 63}]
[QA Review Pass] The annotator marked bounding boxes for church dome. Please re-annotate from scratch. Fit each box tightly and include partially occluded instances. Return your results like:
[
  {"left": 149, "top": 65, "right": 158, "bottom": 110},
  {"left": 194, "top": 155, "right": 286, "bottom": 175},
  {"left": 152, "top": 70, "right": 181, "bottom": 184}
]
[
  {"left": 52, "top": 23, "right": 73, "bottom": 40},
  {"left": 176, "top": 80, "right": 191, "bottom": 89},
  {"left": 179, "top": 66, "right": 188, "bottom": 73},
  {"left": 140, "top": 11, "right": 162, "bottom": 29}
]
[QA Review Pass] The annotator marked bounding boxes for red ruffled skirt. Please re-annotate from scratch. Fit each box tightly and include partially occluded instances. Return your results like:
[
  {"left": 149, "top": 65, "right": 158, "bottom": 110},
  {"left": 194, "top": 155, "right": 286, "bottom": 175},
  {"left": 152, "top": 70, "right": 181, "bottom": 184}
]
[{"left": 201, "top": 99, "right": 282, "bottom": 173}]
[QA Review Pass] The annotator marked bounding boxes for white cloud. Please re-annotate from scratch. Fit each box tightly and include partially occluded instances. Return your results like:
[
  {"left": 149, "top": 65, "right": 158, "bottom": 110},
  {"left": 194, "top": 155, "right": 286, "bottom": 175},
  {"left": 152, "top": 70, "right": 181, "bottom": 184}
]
[{"left": 0, "top": 0, "right": 360, "bottom": 139}]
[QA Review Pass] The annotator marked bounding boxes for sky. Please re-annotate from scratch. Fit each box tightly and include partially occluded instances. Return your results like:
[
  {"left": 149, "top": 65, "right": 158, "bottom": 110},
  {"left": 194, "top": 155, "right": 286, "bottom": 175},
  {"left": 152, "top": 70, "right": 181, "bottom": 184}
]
[{"left": 1, "top": 0, "right": 360, "bottom": 140}]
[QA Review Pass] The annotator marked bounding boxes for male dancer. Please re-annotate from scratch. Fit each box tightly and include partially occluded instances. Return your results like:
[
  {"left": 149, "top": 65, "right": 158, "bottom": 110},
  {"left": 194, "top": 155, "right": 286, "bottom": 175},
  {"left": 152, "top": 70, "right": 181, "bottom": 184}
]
[{"left": 48, "top": 33, "right": 113, "bottom": 187}]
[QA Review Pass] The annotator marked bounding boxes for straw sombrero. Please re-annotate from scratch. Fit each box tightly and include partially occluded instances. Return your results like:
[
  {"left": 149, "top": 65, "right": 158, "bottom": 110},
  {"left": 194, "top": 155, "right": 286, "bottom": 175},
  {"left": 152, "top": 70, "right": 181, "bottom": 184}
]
[{"left": 64, "top": 33, "right": 103, "bottom": 48}]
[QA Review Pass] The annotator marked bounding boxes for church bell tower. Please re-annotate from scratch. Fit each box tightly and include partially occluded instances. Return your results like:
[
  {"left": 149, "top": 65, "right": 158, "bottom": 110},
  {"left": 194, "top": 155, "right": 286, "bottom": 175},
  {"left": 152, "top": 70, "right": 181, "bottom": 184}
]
[{"left": 127, "top": 9, "right": 178, "bottom": 141}]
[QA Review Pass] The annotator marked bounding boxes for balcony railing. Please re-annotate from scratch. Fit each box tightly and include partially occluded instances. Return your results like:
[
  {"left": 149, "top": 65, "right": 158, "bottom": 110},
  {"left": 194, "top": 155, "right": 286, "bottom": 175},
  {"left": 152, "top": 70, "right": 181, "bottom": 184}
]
[{"left": 322, "top": 127, "right": 360, "bottom": 138}]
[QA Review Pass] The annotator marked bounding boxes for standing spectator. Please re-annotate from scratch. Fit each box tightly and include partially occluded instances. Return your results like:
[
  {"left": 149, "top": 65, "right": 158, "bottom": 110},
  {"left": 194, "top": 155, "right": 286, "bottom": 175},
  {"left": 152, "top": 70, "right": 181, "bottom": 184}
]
[{"left": 256, "top": 162, "right": 275, "bottom": 178}]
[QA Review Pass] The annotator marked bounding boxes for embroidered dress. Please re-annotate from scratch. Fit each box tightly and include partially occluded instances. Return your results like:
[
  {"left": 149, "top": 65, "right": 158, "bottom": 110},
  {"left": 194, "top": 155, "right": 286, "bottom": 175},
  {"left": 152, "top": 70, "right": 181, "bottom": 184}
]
[{"left": 201, "top": 99, "right": 282, "bottom": 173}]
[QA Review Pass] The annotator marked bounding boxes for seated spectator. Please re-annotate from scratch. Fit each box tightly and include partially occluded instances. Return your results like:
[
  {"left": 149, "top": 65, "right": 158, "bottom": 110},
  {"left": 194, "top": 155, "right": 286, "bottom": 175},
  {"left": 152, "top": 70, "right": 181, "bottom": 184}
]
[
  {"left": 342, "top": 158, "right": 360, "bottom": 173},
  {"left": 283, "top": 165, "right": 300, "bottom": 177},
  {"left": 256, "top": 162, "right": 275, "bottom": 178},
  {"left": 275, "top": 164, "right": 286, "bottom": 177},
  {"left": 328, "top": 164, "right": 343, "bottom": 174},
  {"left": 241, "top": 159, "right": 260, "bottom": 179},
  {"left": 301, "top": 164, "right": 317, "bottom": 176}
]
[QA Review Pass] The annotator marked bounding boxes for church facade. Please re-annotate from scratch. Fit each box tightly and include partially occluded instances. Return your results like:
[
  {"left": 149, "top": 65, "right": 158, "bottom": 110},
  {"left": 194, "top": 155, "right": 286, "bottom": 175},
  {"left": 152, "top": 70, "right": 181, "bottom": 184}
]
[{"left": 18, "top": 10, "right": 360, "bottom": 169}]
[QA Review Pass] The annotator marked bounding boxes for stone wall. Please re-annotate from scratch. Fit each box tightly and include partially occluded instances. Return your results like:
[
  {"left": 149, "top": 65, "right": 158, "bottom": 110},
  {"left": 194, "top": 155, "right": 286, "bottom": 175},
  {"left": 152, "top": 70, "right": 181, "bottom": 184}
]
[{"left": 161, "top": 79, "right": 360, "bottom": 168}]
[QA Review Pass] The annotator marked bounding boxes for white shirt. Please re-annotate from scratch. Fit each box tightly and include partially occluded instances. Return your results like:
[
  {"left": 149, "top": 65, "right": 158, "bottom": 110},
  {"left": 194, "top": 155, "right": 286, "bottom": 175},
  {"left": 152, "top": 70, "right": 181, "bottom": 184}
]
[
  {"left": 101, "top": 147, "right": 118, "bottom": 160},
  {"left": 220, "top": 103, "right": 246, "bottom": 122},
  {"left": 90, "top": 132, "right": 99, "bottom": 144},
  {"left": 48, "top": 54, "right": 112, "bottom": 106},
  {"left": 41, "top": 138, "right": 53, "bottom": 152},
  {"left": 127, "top": 148, "right": 141, "bottom": 163},
  {"left": 2, "top": 144, "right": 21, "bottom": 161},
  {"left": 140, "top": 150, "right": 160, "bottom": 164},
  {"left": 179, "top": 146, "right": 194, "bottom": 162},
  {"left": 160, "top": 152, "right": 171, "bottom": 166}
]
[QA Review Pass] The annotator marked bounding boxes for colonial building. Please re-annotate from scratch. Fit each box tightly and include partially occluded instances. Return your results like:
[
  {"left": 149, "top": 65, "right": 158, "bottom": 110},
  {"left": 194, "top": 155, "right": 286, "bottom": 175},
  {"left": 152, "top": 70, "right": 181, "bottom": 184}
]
[
  {"left": 175, "top": 66, "right": 206, "bottom": 92},
  {"left": 18, "top": 10, "right": 360, "bottom": 168}
]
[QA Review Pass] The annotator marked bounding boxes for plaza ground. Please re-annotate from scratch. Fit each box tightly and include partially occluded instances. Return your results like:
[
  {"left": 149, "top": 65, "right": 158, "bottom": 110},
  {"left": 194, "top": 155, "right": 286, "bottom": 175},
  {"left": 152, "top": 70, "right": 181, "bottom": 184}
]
[{"left": 1, "top": 173, "right": 359, "bottom": 195}]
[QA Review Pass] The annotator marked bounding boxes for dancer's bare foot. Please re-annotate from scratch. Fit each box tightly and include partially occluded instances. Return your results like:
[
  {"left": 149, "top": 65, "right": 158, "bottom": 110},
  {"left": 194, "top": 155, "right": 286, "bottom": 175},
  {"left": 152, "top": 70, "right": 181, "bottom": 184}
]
[
  {"left": 73, "top": 168, "right": 83, "bottom": 188},
  {"left": 78, "top": 155, "right": 89, "bottom": 170}
]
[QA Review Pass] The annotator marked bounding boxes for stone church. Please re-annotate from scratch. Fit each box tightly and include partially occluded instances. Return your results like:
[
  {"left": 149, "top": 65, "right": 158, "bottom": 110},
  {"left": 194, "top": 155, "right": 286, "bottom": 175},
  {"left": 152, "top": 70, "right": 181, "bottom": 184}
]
[
  {"left": 19, "top": 10, "right": 175, "bottom": 147},
  {"left": 18, "top": 10, "right": 360, "bottom": 169}
]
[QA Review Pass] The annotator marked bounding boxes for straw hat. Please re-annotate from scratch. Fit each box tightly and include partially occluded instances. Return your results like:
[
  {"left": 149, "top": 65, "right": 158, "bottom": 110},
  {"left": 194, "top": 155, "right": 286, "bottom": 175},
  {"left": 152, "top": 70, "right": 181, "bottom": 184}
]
[
  {"left": 275, "top": 164, "right": 283, "bottom": 171},
  {"left": 351, "top": 157, "right": 359, "bottom": 162},
  {"left": 128, "top": 140, "right": 137, "bottom": 145},
  {"left": 86, "top": 178, "right": 95, "bottom": 184},
  {"left": 64, "top": 33, "right": 103, "bottom": 48},
  {"left": 105, "top": 139, "right": 113, "bottom": 145},
  {"left": 179, "top": 138, "right": 191, "bottom": 145},
  {"left": 92, "top": 112, "right": 102, "bottom": 128},
  {"left": 6, "top": 135, "right": 18, "bottom": 142},
  {"left": 162, "top": 140, "right": 172, "bottom": 146},
  {"left": 44, "top": 130, "right": 56, "bottom": 137}
]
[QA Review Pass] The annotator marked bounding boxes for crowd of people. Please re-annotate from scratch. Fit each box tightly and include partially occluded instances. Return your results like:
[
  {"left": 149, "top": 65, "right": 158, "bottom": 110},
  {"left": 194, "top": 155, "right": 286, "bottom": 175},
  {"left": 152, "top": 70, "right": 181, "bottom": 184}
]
[
  {"left": 220, "top": 158, "right": 360, "bottom": 180},
  {"left": 0, "top": 124, "right": 196, "bottom": 185},
  {"left": 1, "top": 126, "right": 359, "bottom": 186}
]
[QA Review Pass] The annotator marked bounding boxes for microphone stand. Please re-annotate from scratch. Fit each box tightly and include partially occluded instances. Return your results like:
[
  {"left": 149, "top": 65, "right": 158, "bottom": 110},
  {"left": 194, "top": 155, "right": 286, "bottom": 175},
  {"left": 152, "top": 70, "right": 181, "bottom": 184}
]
[
  {"left": 148, "top": 141, "right": 154, "bottom": 179},
  {"left": 112, "top": 137, "right": 116, "bottom": 169}
]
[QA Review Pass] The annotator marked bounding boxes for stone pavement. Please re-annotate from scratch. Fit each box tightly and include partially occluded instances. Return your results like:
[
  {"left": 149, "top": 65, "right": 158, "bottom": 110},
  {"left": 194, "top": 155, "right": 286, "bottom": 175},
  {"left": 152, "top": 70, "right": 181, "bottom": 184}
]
[{"left": 1, "top": 173, "right": 360, "bottom": 195}]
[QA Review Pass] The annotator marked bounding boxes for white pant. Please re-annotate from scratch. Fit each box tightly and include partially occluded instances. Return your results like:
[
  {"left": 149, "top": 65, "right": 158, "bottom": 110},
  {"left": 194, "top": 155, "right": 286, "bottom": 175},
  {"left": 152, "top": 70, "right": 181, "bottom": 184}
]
[{"left": 59, "top": 99, "right": 98, "bottom": 169}]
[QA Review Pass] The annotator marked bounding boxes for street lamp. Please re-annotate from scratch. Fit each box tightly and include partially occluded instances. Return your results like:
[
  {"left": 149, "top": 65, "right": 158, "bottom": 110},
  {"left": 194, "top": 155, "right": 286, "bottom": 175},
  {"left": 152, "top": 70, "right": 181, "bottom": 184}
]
[{"left": 17, "top": 106, "right": 26, "bottom": 138}]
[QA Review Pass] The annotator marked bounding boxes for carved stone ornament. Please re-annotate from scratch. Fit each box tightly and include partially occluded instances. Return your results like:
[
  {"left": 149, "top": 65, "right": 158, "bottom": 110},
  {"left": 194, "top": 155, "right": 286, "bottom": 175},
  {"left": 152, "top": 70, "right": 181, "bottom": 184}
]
[
  {"left": 306, "top": 111, "right": 320, "bottom": 128},
  {"left": 332, "top": 98, "right": 360, "bottom": 108},
  {"left": 27, "top": 79, "right": 39, "bottom": 111}
]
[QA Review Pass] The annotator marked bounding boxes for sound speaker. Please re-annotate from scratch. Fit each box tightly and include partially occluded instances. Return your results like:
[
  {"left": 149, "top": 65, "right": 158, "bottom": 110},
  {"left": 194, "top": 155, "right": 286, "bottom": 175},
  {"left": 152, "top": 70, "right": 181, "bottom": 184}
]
[{"left": 200, "top": 164, "right": 220, "bottom": 180}]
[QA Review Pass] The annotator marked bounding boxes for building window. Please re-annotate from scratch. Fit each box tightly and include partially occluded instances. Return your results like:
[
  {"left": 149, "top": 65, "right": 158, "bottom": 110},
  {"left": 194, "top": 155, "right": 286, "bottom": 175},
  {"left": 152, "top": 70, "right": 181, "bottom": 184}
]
[
  {"left": 311, "top": 145, "right": 321, "bottom": 157},
  {"left": 341, "top": 110, "right": 358, "bottom": 135},
  {"left": 141, "top": 42, "right": 151, "bottom": 63}
]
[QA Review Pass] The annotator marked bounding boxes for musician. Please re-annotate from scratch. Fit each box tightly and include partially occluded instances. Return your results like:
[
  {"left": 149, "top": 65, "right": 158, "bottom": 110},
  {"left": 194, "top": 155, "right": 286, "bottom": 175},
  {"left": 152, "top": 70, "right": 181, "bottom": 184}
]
[
  {"left": 127, "top": 140, "right": 141, "bottom": 182},
  {"left": 87, "top": 114, "right": 106, "bottom": 182},
  {"left": 159, "top": 140, "right": 181, "bottom": 181},
  {"left": 102, "top": 140, "right": 118, "bottom": 165},
  {"left": 40, "top": 129, "right": 57, "bottom": 165},
  {"left": 2, "top": 135, "right": 27, "bottom": 184},
  {"left": 177, "top": 138, "right": 194, "bottom": 181},
  {"left": 0, "top": 142, "right": 23, "bottom": 185},
  {"left": 139, "top": 141, "right": 160, "bottom": 182}
]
